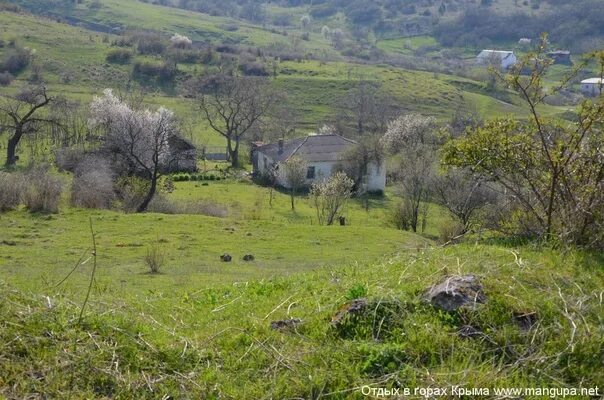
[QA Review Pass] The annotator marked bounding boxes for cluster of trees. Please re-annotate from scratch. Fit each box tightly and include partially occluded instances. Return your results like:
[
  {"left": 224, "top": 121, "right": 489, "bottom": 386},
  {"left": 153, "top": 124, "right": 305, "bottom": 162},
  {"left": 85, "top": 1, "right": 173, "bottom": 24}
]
[
  {"left": 435, "top": 1, "right": 604, "bottom": 52},
  {"left": 383, "top": 39, "right": 604, "bottom": 249}
]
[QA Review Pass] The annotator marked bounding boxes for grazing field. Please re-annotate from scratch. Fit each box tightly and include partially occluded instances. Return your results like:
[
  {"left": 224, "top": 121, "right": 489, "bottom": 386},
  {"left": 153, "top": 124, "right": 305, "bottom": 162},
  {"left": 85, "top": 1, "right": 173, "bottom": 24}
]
[
  {"left": 1, "top": 234, "right": 602, "bottom": 398},
  {"left": 0, "top": 205, "right": 427, "bottom": 292}
]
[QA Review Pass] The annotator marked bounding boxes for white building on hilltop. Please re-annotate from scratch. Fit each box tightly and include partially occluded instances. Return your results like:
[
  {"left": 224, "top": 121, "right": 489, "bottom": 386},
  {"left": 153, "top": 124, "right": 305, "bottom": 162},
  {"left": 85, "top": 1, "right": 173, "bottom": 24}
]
[
  {"left": 580, "top": 78, "right": 603, "bottom": 97},
  {"left": 476, "top": 50, "right": 517, "bottom": 70}
]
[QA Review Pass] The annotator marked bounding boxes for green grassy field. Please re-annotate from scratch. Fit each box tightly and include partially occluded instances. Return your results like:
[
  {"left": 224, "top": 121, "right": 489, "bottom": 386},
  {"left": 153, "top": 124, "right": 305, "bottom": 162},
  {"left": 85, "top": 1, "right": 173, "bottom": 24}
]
[{"left": 1, "top": 226, "right": 602, "bottom": 397}]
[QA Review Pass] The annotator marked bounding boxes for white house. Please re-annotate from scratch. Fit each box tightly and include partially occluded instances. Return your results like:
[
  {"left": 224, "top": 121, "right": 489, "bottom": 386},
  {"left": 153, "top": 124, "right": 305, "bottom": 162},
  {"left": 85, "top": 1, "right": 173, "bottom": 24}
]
[
  {"left": 476, "top": 50, "right": 517, "bottom": 70},
  {"left": 252, "top": 133, "right": 386, "bottom": 193},
  {"left": 580, "top": 78, "right": 603, "bottom": 97}
]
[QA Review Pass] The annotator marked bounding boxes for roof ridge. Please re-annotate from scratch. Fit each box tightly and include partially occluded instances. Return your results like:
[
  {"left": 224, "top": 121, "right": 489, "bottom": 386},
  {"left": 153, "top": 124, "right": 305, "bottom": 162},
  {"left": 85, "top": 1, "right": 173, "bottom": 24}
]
[{"left": 285, "top": 136, "right": 310, "bottom": 162}]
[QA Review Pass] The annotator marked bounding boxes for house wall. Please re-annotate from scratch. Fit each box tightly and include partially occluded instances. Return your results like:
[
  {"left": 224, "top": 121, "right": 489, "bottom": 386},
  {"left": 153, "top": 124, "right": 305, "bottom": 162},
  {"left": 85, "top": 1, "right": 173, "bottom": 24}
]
[
  {"left": 366, "top": 162, "right": 386, "bottom": 193},
  {"left": 275, "top": 160, "right": 334, "bottom": 189},
  {"left": 581, "top": 83, "right": 601, "bottom": 97},
  {"left": 501, "top": 54, "right": 517, "bottom": 69},
  {"left": 255, "top": 150, "right": 386, "bottom": 192}
]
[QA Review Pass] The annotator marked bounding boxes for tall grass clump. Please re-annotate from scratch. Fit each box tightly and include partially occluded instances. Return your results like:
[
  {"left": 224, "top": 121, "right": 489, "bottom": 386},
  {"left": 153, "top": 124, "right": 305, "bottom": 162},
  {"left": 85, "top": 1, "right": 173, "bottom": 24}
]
[{"left": 144, "top": 241, "right": 165, "bottom": 274}]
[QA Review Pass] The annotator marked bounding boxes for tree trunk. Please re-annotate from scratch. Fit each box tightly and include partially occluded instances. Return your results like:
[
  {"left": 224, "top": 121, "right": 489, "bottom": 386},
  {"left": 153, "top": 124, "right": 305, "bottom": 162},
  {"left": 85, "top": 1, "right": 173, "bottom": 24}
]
[
  {"left": 290, "top": 188, "right": 295, "bottom": 210},
  {"left": 5, "top": 129, "right": 23, "bottom": 167},
  {"left": 227, "top": 139, "right": 240, "bottom": 168},
  {"left": 137, "top": 175, "right": 158, "bottom": 213}
]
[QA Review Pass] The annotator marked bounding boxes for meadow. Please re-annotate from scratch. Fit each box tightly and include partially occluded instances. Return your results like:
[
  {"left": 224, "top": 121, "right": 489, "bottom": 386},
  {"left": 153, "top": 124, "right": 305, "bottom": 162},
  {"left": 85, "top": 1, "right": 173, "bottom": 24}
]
[
  {"left": 1, "top": 225, "right": 602, "bottom": 397},
  {"left": 1, "top": 3, "right": 602, "bottom": 398}
]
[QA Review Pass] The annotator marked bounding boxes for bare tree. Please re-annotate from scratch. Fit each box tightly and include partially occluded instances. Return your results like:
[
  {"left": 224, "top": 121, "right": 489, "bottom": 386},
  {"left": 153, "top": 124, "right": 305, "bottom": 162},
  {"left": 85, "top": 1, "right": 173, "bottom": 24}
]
[
  {"left": 89, "top": 89, "right": 179, "bottom": 212},
  {"left": 283, "top": 156, "right": 308, "bottom": 211},
  {"left": 433, "top": 169, "right": 497, "bottom": 233},
  {"left": 0, "top": 85, "right": 55, "bottom": 167},
  {"left": 197, "top": 75, "right": 278, "bottom": 167},
  {"left": 338, "top": 135, "right": 385, "bottom": 189},
  {"left": 335, "top": 78, "right": 397, "bottom": 137},
  {"left": 310, "top": 172, "right": 355, "bottom": 225}
]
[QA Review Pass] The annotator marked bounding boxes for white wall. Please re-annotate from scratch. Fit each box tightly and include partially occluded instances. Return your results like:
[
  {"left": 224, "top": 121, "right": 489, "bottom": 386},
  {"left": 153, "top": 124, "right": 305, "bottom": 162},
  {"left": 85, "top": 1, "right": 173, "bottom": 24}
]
[
  {"left": 255, "top": 150, "right": 386, "bottom": 192},
  {"left": 366, "top": 162, "right": 386, "bottom": 192},
  {"left": 581, "top": 83, "right": 601, "bottom": 97}
]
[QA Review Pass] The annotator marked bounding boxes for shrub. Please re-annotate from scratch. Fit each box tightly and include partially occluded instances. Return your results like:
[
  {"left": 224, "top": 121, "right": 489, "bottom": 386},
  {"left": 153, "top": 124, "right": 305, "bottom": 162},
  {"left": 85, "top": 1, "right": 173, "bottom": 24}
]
[
  {"left": 22, "top": 168, "right": 63, "bottom": 213},
  {"left": 144, "top": 241, "right": 165, "bottom": 274},
  {"left": 54, "top": 148, "right": 86, "bottom": 172},
  {"left": 70, "top": 156, "right": 116, "bottom": 209},
  {"left": 115, "top": 176, "right": 149, "bottom": 212},
  {"left": 0, "top": 172, "right": 23, "bottom": 211},
  {"left": 239, "top": 61, "right": 269, "bottom": 76},
  {"left": 438, "top": 220, "right": 466, "bottom": 244},
  {"left": 0, "top": 71, "right": 13, "bottom": 86},
  {"left": 0, "top": 46, "right": 31, "bottom": 74},
  {"left": 105, "top": 49, "right": 132, "bottom": 64}
]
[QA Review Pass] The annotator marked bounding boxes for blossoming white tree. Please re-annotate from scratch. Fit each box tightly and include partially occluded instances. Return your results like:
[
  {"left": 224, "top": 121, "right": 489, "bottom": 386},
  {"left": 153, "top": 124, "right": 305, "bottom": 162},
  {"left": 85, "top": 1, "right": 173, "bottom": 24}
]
[
  {"left": 170, "top": 33, "right": 192, "bottom": 49},
  {"left": 310, "top": 172, "right": 355, "bottom": 225},
  {"left": 89, "top": 89, "right": 178, "bottom": 212}
]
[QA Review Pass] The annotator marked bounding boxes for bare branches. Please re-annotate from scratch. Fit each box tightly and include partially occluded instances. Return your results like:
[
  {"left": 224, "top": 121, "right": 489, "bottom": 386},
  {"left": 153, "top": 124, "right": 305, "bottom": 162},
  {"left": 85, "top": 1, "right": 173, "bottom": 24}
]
[
  {"left": 197, "top": 75, "right": 279, "bottom": 167},
  {"left": 0, "top": 85, "right": 55, "bottom": 166}
]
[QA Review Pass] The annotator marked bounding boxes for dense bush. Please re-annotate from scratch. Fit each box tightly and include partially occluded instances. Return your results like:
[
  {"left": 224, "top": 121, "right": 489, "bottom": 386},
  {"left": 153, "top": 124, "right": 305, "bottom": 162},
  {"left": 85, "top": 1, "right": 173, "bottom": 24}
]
[
  {"left": 131, "top": 32, "right": 166, "bottom": 55},
  {"left": 0, "top": 46, "right": 31, "bottom": 74},
  {"left": 132, "top": 61, "right": 176, "bottom": 83},
  {"left": 70, "top": 156, "right": 116, "bottom": 209},
  {"left": 0, "top": 71, "right": 13, "bottom": 86},
  {"left": 105, "top": 48, "right": 132, "bottom": 64},
  {"left": 0, "top": 172, "right": 23, "bottom": 211},
  {"left": 239, "top": 61, "right": 269, "bottom": 76},
  {"left": 21, "top": 168, "right": 63, "bottom": 214}
]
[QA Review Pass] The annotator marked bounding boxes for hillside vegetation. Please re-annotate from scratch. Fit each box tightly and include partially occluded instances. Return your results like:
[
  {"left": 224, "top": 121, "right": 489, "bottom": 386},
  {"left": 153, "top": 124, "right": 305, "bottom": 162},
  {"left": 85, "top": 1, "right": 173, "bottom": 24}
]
[
  {"left": 1, "top": 231, "right": 602, "bottom": 398},
  {"left": 0, "top": 0, "right": 602, "bottom": 397}
]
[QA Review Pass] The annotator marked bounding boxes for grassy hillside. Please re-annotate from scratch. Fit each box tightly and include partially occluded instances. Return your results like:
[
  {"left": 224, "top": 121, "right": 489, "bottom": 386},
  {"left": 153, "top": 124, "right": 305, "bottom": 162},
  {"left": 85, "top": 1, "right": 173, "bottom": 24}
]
[{"left": 1, "top": 229, "right": 601, "bottom": 398}]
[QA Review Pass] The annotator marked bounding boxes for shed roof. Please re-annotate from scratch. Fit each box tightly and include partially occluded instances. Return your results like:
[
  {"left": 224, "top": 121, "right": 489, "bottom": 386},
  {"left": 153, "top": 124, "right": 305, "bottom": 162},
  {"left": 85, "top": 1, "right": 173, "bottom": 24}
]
[
  {"left": 477, "top": 50, "right": 515, "bottom": 59},
  {"left": 168, "top": 135, "right": 196, "bottom": 152},
  {"left": 255, "top": 134, "right": 357, "bottom": 163},
  {"left": 581, "top": 78, "right": 603, "bottom": 84}
]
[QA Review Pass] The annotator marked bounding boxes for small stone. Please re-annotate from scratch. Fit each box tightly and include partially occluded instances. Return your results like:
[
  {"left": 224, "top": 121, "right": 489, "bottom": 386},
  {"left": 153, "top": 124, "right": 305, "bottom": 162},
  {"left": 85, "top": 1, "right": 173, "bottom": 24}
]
[
  {"left": 513, "top": 311, "right": 537, "bottom": 331},
  {"left": 220, "top": 254, "right": 232, "bottom": 262},
  {"left": 270, "top": 318, "right": 302, "bottom": 330},
  {"left": 331, "top": 298, "right": 368, "bottom": 326}
]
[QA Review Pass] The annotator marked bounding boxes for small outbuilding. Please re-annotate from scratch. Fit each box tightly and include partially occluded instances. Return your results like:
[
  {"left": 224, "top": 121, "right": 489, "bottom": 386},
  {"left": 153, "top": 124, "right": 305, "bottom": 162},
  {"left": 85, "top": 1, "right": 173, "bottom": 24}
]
[
  {"left": 166, "top": 135, "right": 197, "bottom": 172},
  {"left": 547, "top": 50, "right": 572, "bottom": 65},
  {"left": 580, "top": 78, "right": 603, "bottom": 97},
  {"left": 476, "top": 50, "right": 517, "bottom": 70}
]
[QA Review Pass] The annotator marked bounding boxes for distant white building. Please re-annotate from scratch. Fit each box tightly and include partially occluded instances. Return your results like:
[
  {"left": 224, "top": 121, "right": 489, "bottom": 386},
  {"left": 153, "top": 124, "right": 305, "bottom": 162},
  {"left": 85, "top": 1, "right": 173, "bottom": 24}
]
[
  {"left": 476, "top": 50, "right": 517, "bottom": 70},
  {"left": 580, "top": 78, "right": 603, "bottom": 97},
  {"left": 252, "top": 134, "right": 386, "bottom": 193}
]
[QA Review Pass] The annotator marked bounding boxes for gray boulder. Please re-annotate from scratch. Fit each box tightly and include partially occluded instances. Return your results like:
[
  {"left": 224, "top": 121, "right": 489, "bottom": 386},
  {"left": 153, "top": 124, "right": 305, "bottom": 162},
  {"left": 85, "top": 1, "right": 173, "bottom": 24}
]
[{"left": 424, "top": 275, "right": 486, "bottom": 311}]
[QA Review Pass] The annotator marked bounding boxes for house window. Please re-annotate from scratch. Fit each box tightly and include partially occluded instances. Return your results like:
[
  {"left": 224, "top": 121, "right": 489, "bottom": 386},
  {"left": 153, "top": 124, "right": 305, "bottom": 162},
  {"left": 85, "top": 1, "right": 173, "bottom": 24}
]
[{"left": 306, "top": 166, "right": 316, "bottom": 179}]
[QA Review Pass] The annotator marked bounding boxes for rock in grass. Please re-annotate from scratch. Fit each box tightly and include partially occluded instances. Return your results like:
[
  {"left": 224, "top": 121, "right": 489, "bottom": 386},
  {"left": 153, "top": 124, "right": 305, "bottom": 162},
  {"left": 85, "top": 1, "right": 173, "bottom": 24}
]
[
  {"left": 513, "top": 311, "right": 537, "bottom": 331},
  {"left": 270, "top": 318, "right": 302, "bottom": 330},
  {"left": 331, "top": 298, "right": 368, "bottom": 326},
  {"left": 242, "top": 254, "right": 254, "bottom": 261},
  {"left": 424, "top": 275, "right": 486, "bottom": 311},
  {"left": 220, "top": 254, "right": 232, "bottom": 262}
]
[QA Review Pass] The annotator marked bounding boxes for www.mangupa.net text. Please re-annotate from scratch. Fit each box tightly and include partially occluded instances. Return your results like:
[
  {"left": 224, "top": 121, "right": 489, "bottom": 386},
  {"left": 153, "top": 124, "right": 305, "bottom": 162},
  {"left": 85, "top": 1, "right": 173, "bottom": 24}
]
[{"left": 360, "top": 385, "right": 600, "bottom": 398}]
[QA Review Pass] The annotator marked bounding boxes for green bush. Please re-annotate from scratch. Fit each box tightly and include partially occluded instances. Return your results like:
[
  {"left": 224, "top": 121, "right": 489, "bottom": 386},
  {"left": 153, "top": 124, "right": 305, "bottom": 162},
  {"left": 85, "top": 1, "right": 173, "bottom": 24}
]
[{"left": 106, "top": 49, "right": 132, "bottom": 64}]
